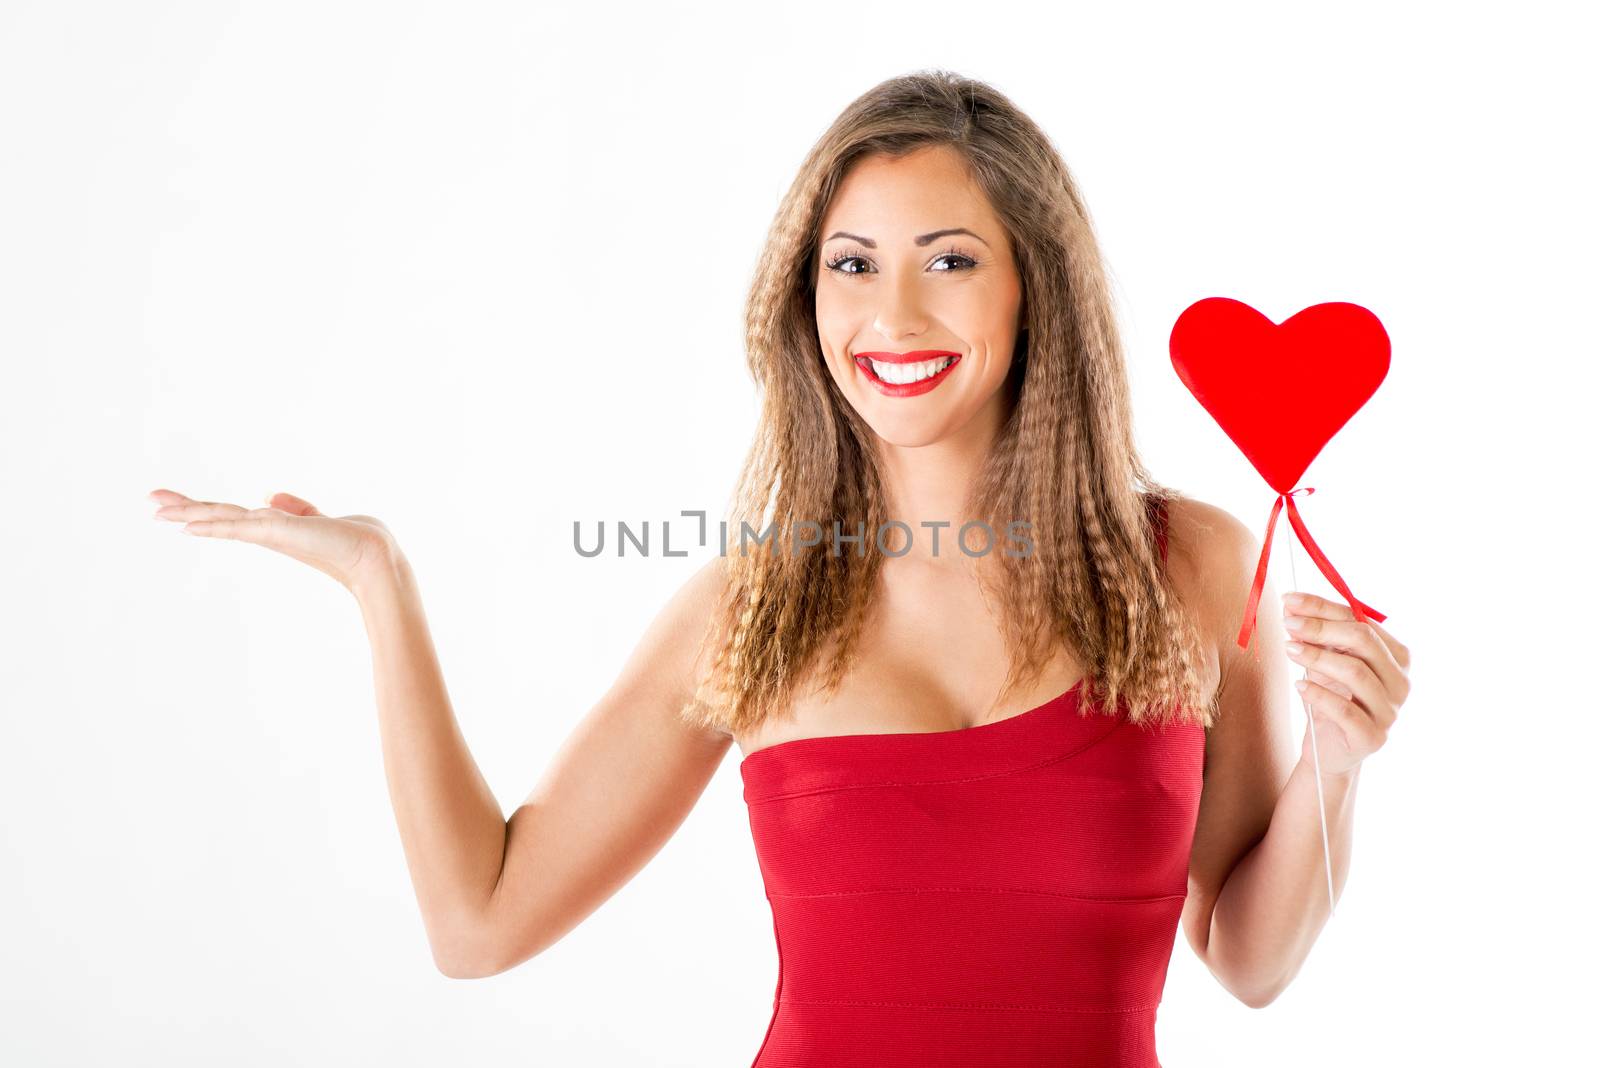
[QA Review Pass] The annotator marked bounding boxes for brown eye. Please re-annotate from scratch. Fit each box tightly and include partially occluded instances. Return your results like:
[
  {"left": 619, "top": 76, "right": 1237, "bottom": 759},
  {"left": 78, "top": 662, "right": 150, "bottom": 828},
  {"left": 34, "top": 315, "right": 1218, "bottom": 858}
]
[
  {"left": 825, "top": 253, "right": 870, "bottom": 275},
  {"left": 930, "top": 252, "right": 977, "bottom": 272}
]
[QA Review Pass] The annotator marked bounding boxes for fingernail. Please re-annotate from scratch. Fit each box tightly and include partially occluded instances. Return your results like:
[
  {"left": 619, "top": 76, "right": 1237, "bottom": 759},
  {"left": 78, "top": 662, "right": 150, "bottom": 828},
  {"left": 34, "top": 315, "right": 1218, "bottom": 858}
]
[{"left": 1285, "top": 641, "right": 1303, "bottom": 655}]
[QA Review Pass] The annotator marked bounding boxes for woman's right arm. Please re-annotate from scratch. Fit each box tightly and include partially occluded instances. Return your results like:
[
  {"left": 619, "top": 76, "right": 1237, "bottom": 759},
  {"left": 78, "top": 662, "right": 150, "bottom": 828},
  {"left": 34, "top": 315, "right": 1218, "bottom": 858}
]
[
  {"left": 154, "top": 488, "right": 734, "bottom": 980},
  {"left": 353, "top": 549, "right": 735, "bottom": 979}
]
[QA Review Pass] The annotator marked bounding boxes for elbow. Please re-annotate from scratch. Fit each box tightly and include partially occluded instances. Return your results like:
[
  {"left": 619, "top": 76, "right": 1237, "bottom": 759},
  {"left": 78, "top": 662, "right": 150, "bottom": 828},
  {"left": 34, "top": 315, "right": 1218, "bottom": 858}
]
[
  {"left": 428, "top": 907, "right": 512, "bottom": 980},
  {"left": 432, "top": 920, "right": 549, "bottom": 979},
  {"left": 434, "top": 937, "right": 524, "bottom": 979},
  {"left": 1223, "top": 964, "right": 1290, "bottom": 1009},
  {"left": 1203, "top": 943, "right": 1288, "bottom": 1009},
  {"left": 1201, "top": 925, "right": 1292, "bottom": 1008},
  {"left": 433, "top": 948, "right": 494, "bottom": 980},
  {"left": 431, "top": 931, "right": 498, "bottom": 979},
  {"left": 428, "top": 888, "right": 561, "bottom": 979},
  {"left": 433, "top": 924, "right": 532, "bottom": 979},
  {"left": 1236, "top": 981, "right": 1284, "bottom": 1010}
]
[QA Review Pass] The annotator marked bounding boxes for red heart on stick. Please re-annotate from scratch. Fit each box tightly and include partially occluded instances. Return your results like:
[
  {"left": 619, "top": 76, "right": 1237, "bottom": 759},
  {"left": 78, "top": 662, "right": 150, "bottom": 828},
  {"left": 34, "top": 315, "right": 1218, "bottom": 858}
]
[
  {"left": 1169, "top": 298, "right": 1389, "bottom": 493},
  {"left": 1169, "top": 296, "right": 1390, "bottom": 651}
]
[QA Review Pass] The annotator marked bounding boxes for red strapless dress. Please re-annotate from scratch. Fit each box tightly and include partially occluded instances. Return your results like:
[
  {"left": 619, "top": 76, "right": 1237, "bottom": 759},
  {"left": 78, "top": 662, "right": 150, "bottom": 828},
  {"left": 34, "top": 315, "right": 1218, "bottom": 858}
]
[{"left": 738, "top": 502, "right": 1205, "bottom": 1067}]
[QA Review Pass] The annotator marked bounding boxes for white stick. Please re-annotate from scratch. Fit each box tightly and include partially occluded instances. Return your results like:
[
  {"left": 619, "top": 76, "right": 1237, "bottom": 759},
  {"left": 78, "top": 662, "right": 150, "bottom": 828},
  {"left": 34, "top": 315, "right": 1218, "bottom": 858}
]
[{"left": 1284, "top": 514, "right": 1338, "bottom": 918}]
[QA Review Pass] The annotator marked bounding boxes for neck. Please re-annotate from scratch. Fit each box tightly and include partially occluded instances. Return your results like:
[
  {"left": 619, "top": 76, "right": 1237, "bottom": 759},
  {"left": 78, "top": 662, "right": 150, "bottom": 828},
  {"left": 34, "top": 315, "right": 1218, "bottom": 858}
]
[{"left": 874, "top": 390, "right": 1010, "bottom": 565}]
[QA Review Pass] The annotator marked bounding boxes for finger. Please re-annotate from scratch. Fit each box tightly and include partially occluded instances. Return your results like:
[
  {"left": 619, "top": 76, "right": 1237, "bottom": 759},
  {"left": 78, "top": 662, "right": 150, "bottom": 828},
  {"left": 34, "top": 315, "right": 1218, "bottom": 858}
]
[
  {"left": 154, "top": 500, "right": 251, "bottom": 523},
  {"left": 265, "top": 491, "right": 323, "bottom": 517},
  {"left": 1365, "top": 616, "right": 1411, "bottom": 673},
  {"left": 1284, "top": 591, "right": 1409, "bottom": 671},
  {"left": 1286, "top": 642, "right": 1394, "bottom": 726},
  {"left": 182, "top": 508, "right": 290, "bottom": 546},
  {"left": 1301, "top": 665, "right": 1355, "bottom": 702},
  {"left": 1298, "top": 679, "right": 1382, "bottom": 753},
  {"left": 152, "top": 493, "right": 236, "bottom": 514},
  {"left": 148, "top": 488, "right": 199, "bottom": 507},
  {"left": 1284, "top": 610, "right": 1407, "bottom": 705}
]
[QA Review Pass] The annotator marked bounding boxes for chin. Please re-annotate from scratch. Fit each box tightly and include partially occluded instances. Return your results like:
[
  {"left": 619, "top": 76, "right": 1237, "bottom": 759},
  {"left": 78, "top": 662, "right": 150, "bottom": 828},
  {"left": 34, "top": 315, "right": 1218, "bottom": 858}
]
[{"left": 855, "top": 406, "right": 961, "bottom": 449}]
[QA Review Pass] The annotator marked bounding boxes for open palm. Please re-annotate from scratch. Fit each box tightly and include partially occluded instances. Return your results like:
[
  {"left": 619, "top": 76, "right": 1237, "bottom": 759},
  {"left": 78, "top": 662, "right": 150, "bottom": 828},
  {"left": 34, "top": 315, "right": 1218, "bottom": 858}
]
[{"left": 149, "top": 488, "right": 397, "bottom": 593}]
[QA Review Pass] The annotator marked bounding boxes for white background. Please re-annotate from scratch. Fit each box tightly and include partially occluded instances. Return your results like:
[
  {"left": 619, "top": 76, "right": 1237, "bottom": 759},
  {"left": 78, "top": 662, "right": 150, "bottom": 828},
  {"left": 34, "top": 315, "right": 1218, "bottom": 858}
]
[{"left": 3, "top": 1, "right": 1593, "bottom": 1064}]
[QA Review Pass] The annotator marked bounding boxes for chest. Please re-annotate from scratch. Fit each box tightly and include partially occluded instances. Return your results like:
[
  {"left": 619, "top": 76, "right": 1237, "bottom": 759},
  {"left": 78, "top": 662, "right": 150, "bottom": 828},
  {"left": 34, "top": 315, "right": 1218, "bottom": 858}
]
[{"left": 734, "top": 559, "right": 1088, "bottom": 758}]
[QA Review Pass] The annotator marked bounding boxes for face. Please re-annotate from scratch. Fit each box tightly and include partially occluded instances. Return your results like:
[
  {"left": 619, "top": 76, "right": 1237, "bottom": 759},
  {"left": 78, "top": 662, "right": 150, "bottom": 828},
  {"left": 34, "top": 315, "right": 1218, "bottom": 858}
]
[{"left": 814, "top": 144, "right": 1026, "bottom": 449}]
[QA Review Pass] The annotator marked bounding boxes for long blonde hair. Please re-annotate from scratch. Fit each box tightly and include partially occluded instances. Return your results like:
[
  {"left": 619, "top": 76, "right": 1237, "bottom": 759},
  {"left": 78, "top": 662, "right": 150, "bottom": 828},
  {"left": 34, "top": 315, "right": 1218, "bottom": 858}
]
[{"left": 682, "top": 69, "right": 1216, "bottom": 735}]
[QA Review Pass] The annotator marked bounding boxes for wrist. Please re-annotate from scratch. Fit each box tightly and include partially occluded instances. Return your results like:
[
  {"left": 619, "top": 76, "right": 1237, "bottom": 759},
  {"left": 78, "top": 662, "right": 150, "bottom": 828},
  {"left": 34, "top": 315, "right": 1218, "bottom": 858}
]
[
  {"left": 1301, "top": 756, "right": 1360, "bottom": 786},
  {"left": 350, "top": 544, "right": 415, "bottom": 607}
]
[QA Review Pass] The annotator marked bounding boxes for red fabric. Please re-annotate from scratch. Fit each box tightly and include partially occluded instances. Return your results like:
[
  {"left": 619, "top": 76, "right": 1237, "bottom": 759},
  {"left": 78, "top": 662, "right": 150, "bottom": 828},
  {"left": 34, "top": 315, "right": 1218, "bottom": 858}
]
[{"left": 738, "top": 502, "right": 1204, "bottom": 1066}]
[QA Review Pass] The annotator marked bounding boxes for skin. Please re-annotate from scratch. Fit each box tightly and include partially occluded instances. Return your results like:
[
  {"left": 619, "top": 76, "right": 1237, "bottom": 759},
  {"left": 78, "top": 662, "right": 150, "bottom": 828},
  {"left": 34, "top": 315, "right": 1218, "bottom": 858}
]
[
  {"left": 149, "top": 145, "right": 1411, "bottom": 1004},
  {"left": 741, "top": 144, "right": 1076, "bottom": 754},
  {"left": 814, "top": 145, "right": 1024, "bottom": 462}
]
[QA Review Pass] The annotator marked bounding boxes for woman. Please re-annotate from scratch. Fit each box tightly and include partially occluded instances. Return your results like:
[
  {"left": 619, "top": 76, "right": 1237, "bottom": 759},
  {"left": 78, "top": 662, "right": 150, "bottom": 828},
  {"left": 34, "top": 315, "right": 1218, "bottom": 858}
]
[{"left": 150, "top": 70, "right": 1411, "bottom": 1066}]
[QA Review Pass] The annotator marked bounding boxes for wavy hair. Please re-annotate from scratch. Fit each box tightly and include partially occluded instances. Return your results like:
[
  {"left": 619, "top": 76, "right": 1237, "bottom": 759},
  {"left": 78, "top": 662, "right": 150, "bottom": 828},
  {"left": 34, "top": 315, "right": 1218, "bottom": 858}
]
[{"left": 681, "top": 69, "right": 1216, "bottom": 735}]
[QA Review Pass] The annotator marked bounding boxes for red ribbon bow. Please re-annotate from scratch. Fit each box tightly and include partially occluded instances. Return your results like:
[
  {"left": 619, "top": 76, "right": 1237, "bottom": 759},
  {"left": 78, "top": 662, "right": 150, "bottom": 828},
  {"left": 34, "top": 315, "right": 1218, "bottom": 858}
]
[{"left": 1239, "top": 486, "right": 1385, "bottom": 655}]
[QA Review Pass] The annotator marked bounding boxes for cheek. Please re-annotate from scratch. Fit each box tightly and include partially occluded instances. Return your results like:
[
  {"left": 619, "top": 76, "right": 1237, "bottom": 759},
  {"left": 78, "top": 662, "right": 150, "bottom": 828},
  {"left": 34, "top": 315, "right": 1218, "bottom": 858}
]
[
  {"left": 813, "top": 295, "right": 853, "bottom": 350},
  {"left": 952, "top": 305, "right": 1018, "bottom": 361},
  {"left": 811, "top": 307, "right": 855, "bottom": 385},
  {"left": 950, "top": 278, "right": 1017, "bottom": 329}
]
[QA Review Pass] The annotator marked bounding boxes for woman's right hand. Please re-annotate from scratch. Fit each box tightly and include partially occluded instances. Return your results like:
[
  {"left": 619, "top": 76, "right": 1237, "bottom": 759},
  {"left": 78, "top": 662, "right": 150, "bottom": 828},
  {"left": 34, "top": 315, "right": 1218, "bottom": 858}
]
[{"left": 149, "top": 488, "right": 400, "bottom": 596}]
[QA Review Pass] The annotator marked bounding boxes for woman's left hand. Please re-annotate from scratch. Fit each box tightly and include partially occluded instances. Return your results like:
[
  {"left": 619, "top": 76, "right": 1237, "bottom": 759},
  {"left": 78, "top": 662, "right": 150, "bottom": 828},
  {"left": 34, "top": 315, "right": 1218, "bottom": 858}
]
[{"left": 1282, "top": 591, "right": 1411, "bottom": 778}]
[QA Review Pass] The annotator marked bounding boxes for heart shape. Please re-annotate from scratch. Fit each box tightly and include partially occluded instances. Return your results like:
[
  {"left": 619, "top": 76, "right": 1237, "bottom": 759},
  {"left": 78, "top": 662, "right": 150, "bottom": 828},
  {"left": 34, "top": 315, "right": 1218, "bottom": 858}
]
[{"left": 1169, "top": 298, "right": 1390, "bottom": 492}]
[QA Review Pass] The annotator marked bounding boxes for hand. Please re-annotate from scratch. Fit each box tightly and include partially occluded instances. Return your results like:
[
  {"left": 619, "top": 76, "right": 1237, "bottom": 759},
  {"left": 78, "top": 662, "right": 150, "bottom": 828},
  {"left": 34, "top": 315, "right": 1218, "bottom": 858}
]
[
  {"left": 149, "top": 488, "right": 400, "bottom": 596},
  {"left": 1281, "top": 591, "right": 1411, "bottom": 778}
]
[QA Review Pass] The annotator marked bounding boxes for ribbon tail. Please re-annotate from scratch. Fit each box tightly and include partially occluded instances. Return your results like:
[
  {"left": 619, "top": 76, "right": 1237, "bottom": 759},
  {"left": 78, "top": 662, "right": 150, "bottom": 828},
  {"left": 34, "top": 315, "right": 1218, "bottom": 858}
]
[
  {"left": 1235, "top": 494, "right": 1288, "bottom": 652},
  {"left": 1281, "top": 494, "right": 1386, "bottom": 624}
]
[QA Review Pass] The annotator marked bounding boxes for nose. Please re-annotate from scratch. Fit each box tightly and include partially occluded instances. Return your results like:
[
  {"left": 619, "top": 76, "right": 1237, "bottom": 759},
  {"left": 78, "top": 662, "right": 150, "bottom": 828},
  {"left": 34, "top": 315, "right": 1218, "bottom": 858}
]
[{"left": 872, "top": 271, "right": 929, "bottom": 340}]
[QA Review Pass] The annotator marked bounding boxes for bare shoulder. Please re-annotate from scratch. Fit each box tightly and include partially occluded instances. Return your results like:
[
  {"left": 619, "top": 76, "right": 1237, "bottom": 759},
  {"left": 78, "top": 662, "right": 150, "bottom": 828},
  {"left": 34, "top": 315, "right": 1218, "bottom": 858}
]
[
  {"left": 1160, "top": 495, "right": 1266, "bottom": 677},
  {"left": 1162, "top": 496, "right": 1259, "bottom": 584}
]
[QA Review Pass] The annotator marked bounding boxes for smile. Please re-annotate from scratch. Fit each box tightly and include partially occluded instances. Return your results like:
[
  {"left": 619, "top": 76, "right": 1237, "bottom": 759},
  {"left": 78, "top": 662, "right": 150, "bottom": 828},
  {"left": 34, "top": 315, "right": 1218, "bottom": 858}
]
[{"left": 853, "top": 350, "right": 962, "bottom": 397}]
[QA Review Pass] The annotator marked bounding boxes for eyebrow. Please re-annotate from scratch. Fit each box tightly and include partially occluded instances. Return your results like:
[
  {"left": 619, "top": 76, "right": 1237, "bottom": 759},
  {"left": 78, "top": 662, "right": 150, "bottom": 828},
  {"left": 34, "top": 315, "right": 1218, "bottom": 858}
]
[{"left": 823, "top": 227, "right": 991, "bottom": 249}]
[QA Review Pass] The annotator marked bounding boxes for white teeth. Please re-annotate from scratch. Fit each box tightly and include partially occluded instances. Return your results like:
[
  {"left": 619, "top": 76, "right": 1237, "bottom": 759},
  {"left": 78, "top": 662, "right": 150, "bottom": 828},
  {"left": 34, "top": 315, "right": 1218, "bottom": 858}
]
[{"left": 867, "top": 356, "right": 956, "bottom": 385}]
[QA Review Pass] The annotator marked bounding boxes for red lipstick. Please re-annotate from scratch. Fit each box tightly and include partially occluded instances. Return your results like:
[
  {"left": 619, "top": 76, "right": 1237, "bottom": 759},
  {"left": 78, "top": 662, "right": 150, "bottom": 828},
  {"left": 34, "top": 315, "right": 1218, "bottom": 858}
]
[{"left": 853, "top": 349, "right": 962, "bottom": 398}]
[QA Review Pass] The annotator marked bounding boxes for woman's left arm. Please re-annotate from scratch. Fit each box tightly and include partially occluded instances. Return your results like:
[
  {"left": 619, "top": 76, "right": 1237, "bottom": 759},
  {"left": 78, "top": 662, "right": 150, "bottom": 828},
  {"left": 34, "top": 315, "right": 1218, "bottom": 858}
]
[
  {"left": 1175, "top": 503, "right": 1412, "bottom": 1008},
  {"left": 1218, "top": 590, "right": 1410, "bottom": 1005}
]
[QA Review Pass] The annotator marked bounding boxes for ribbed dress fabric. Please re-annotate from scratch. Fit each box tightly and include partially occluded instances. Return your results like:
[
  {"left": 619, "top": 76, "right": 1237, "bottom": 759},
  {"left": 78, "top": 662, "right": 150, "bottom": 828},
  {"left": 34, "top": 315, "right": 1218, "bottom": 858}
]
[{"left": 738, "top": 500, "right": 1204, "bottom": 1067}]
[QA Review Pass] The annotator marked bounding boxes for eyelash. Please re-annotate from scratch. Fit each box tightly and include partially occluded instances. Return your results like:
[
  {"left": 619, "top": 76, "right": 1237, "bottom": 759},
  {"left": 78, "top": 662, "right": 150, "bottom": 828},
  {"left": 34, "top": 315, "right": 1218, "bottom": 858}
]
[{"left": 822, "top": 245, "right": 980, "bottom": 277}]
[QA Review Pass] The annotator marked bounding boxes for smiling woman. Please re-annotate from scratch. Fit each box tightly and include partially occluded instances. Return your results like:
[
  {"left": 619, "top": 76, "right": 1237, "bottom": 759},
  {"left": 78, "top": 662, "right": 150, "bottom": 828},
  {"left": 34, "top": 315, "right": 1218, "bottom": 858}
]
[
  {"left": 151, "top": 66, "right": 1405, "bottom": 1068},
  {"left": 689, "top": 84, "right": 1214, "bottom": 747}
]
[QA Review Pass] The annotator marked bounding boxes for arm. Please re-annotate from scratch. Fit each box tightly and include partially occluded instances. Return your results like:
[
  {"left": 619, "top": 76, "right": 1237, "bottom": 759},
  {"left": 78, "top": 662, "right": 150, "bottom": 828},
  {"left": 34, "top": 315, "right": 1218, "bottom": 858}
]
[
  {"left": 154, "top": 487, "right": 735, "bottom": 981},
  {"left": 464, "top": 556, "right": 734, "bottom": 977},
  {"left": 1204, "top": 733, "right": 1360, "bottom": 1008},
  {"left": 354, "top": 552, "right": 734, "bottom": 979},
  {"left": 1172, "top": 499, "right": 1352, "bottom": 1008},
  {"left": 352, "top": 550, "right": 509, "bottom": 977}
]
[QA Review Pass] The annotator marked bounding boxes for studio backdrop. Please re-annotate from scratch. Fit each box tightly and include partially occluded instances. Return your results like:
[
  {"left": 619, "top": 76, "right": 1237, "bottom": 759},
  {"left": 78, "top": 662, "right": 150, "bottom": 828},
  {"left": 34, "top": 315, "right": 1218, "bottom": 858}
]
[{"left": 2, "top": 2, "right": 1592, "bottom": 1065}]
